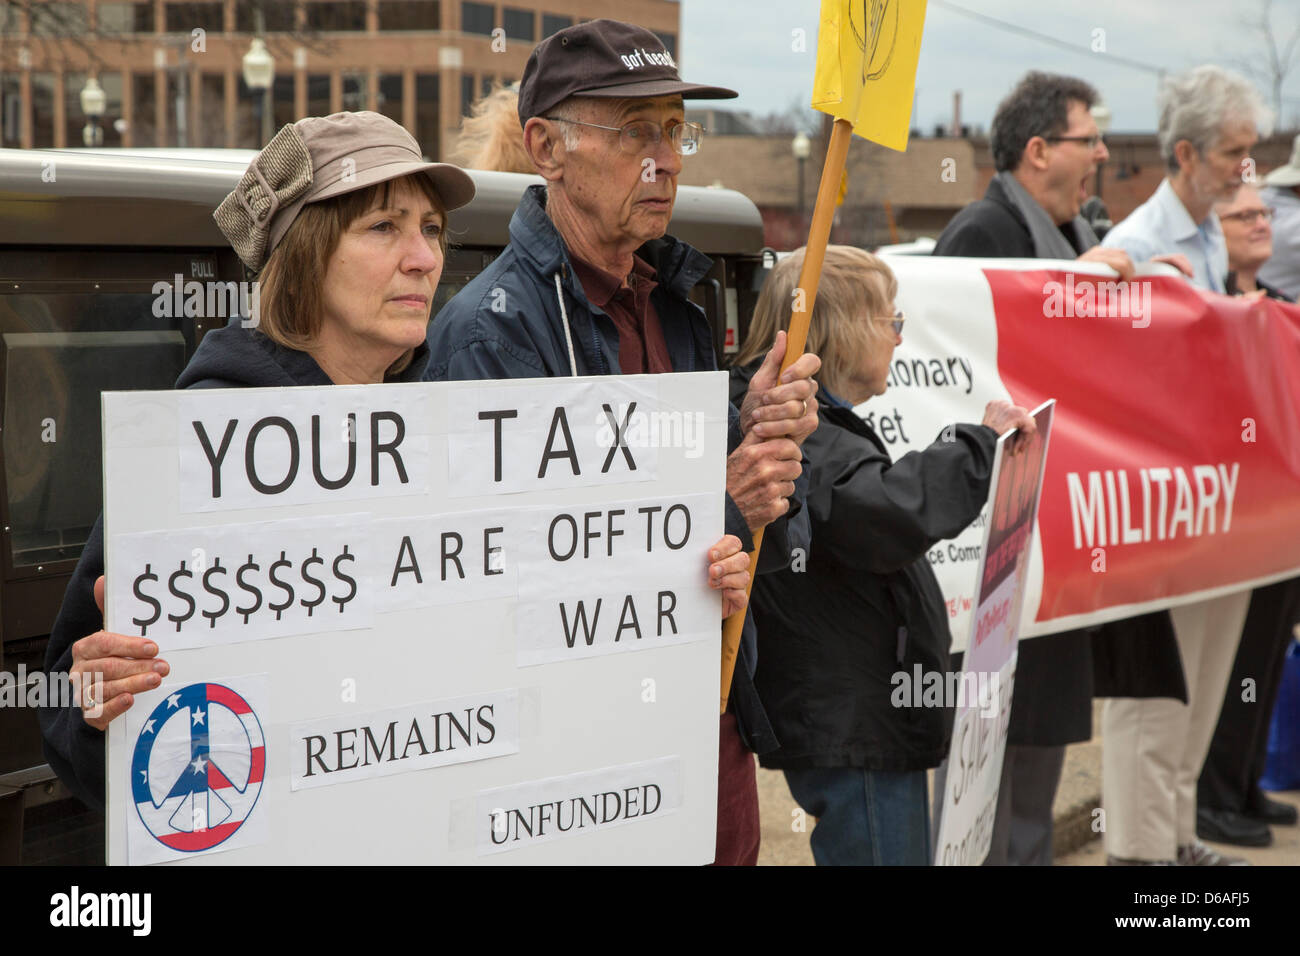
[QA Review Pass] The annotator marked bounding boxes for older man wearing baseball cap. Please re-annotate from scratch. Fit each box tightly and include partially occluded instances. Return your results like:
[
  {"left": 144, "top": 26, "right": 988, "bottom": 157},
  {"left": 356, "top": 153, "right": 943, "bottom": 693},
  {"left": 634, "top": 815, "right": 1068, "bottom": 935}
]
[{"left": 428, "top": 19, "right": 821, "bottom": 865}]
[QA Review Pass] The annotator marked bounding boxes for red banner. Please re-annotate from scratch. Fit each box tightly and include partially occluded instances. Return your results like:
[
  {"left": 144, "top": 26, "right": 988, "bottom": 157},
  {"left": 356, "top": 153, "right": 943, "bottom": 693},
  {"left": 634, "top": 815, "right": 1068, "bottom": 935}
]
[{"left": 987, "top": 270, "right": 1300, "bottom": 624}]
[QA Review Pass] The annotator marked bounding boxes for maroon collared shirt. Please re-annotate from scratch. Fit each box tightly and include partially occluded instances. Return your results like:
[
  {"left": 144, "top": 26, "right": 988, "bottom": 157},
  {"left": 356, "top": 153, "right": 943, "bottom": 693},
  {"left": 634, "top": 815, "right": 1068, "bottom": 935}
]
[{"left": 568, "top": 252, "right": 674, "bottom": 375}]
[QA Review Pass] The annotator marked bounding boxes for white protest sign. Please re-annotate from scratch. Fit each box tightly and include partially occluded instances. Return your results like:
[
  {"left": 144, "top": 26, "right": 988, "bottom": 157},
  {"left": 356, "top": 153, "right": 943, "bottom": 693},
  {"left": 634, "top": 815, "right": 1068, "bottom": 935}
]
[
  {"left": 934, "top": 401, "right": 1054, "bottom": 866},
  {"left": 104, "top": 373, "right": 726, "bottom": 865}
]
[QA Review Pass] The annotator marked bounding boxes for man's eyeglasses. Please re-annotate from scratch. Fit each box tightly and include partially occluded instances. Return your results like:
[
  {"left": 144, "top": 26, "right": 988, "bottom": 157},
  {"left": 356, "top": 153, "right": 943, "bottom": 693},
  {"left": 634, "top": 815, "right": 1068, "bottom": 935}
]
[
  {"left": 872, "top": 309, "right": 905, "bottom": 335},
  {"left": 1218, "top": 207, "right": 1275, "bottom": 224},
  {"left": 543, "top": 117, "right": 704, "bottom": 156},
  {"left": 1045, "top": 134, "right": 1105, "bottom": 149}
]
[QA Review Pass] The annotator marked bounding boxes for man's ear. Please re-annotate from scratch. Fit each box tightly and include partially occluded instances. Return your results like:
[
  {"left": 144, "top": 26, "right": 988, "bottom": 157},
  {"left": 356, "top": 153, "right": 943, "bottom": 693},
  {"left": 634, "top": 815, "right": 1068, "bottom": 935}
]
[
  {"left": 1021, "top": 136, "right": 1050, "bottom": 172},
  {"left": 523, "top": 117, "right": 563, "bottom": 183},
  {"left": 1173, "top": 138, "right": 1198, "bottom": 173}
]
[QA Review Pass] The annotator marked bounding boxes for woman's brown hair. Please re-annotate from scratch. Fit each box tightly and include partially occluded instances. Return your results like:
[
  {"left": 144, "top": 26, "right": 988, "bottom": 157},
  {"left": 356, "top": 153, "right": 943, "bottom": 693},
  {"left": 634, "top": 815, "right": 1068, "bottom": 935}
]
[
  {"left": 735, "top": 245, "right": 898, "bottom": 400},
  {"left": 255, "top": 173, "right": 448, "bottom": 378}
]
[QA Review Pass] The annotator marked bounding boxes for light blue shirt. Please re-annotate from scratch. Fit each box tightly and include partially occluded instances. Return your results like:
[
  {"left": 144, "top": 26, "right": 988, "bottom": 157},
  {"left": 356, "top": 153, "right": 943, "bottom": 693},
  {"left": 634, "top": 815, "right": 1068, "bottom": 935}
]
[
  {"left": 1257, "top": 184, "right": 1300, "bottom": 299},
  {"left": 1102, "top": 178, "right": 1228, "bottom": 293}
]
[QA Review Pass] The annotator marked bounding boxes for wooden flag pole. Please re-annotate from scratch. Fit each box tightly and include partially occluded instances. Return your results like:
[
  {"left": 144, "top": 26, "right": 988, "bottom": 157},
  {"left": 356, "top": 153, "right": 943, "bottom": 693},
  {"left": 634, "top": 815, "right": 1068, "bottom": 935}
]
[{"left": 719, "top": 117, "right": 855, "bottom": 715}]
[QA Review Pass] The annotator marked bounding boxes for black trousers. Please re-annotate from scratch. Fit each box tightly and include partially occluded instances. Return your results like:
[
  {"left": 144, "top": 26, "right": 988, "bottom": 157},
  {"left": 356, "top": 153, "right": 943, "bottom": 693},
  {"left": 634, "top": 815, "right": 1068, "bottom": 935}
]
[{"left": 1197, "top": 578, "right": 1300, "bottom": 813}]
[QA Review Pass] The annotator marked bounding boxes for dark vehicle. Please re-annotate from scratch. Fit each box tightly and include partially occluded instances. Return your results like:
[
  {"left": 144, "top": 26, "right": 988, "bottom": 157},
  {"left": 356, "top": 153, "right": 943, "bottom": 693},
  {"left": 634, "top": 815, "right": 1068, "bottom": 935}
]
[{"left": 0, "top": 147, "right": 770, "bottom": 863}]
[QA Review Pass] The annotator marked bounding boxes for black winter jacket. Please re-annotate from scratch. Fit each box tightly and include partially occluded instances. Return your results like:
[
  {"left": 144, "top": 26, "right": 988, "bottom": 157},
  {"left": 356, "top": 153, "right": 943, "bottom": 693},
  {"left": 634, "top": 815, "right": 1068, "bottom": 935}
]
[
  {"left": 730, "top": 365, "right": 998, "bottom": 771},
  {"left": 39, "top": 325, "right": 432, "bottom": 810},
  {"left": 932, "top": 176, "right": 1078, "bottom": 259}
]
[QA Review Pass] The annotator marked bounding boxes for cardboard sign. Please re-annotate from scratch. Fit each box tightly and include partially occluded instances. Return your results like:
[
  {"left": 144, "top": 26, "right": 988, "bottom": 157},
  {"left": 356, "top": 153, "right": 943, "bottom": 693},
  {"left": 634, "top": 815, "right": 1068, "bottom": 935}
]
[
  {"left": 811, "top": 0, "right": 929, "bottom": 150},
  {"left": 103, "top": 373, "right": 726, "bottom": 865},
  {"left": 934, "top": 401, "right": 1054, "bottom": 866}
]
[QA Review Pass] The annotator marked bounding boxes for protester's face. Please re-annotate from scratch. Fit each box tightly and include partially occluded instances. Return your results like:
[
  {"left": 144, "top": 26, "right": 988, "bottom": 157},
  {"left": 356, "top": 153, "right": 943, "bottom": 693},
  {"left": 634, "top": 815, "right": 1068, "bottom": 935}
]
[
  {"left": 1041, "top": 100, "right": 1108, "bottom": 224},
  {"left": 558, "top": 95, "right": 685, "bottom": 249},
  {"left": 319, "top": 177, "right": 444, "bottom": 367},
  {"left": 1186, "top": 120, "right": 1257, "bottom": 206},
  {"left": 856, "top": 299, "right": 902, "bottom": 401},
  {"left": 1215, "top": 184, "right": 1273, "bottom": 271}
]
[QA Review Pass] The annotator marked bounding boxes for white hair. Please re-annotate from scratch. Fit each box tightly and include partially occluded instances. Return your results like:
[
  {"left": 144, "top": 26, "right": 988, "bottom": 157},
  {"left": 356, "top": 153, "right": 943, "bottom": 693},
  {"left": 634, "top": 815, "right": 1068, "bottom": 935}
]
[
  {"left": 1157, "top": 65, "right": 1273, "bottom": 172},
  {"left": 546, "top": 96, "right": 593, "bottom": 151}
]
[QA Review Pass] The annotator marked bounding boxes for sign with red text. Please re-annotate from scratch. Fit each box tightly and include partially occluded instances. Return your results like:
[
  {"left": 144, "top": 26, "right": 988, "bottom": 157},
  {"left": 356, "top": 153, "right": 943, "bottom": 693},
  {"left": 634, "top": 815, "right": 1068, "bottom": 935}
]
[
  {"left": 935, "top": 401, "right": 1053, "bottom": 866},
  {"left": 103, "top": 373, "right": 726, "bottom": 865},
  {"left": 876, "top": 255, "right": 1300, "bottom": 649}
]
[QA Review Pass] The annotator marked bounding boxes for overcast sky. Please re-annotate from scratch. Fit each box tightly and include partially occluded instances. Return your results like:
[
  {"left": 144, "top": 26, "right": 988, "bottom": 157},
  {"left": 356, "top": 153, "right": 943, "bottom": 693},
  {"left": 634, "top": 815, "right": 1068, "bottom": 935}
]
[{"left": 678, "top": 0, "right": 1300, "bottom": 135}]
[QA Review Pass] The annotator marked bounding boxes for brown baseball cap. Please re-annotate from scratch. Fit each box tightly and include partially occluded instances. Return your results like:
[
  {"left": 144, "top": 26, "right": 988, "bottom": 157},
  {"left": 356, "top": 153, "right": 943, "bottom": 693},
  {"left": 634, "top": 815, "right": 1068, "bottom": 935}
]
[
  {"left": 517, "top": 18, "right": 738, "bottom": 124},
  {"left": 214, "top": 111, "right": 475, "bottom": 272}
]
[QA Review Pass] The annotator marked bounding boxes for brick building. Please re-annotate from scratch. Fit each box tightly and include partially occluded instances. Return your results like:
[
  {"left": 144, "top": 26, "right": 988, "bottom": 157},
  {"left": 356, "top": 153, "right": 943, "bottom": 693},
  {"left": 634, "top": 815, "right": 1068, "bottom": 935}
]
[
  {"left": 677, "top": 124, "right": 978, "bottom": 250},
  {"left": 0, "top": 0, "right": 678, "bottom": 159},
  {"left": 677, "top": 119, "right": 1299, "bottom": 251}
]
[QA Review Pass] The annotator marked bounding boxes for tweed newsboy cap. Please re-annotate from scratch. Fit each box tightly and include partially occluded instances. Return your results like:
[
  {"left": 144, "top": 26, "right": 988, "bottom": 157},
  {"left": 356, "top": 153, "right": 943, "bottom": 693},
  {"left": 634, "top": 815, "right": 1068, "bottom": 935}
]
[{"left": 214, "top": 111, "right": 476, "bottom": 272}]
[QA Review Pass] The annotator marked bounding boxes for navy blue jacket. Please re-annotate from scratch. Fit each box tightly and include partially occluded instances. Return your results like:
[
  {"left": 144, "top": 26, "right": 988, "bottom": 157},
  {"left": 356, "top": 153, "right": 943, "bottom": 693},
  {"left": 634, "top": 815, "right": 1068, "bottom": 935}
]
[
  {"left": 427, "top": 184, "right": 808, "bottom": 754},
  {"left": 40, "top": 326, "right": 432, "bottom": 810}
]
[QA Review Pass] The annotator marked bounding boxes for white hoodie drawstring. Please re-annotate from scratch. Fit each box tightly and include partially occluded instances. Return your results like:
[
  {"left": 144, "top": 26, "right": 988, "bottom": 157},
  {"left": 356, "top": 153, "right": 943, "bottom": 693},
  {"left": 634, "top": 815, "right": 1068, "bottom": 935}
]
[{"left": 554, "top": 271, "right": 578, "bottom": 377}]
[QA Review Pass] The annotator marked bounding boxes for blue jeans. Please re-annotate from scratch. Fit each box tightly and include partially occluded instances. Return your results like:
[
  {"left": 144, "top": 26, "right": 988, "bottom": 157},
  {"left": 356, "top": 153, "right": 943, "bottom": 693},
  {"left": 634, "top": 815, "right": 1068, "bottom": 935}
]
[{"left": 784, "top": 766, "right": 931, "bottom": 865}]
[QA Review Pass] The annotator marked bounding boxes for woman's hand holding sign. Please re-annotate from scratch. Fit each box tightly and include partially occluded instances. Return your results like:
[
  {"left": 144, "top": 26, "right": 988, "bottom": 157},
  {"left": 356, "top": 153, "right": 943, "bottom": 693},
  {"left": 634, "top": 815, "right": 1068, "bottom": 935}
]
[
  {"left": 72, "top": 575, "right": 170, "bottom": 731},
  {"left": 708, "top": 535, "right": 751, "bottom": 619}
]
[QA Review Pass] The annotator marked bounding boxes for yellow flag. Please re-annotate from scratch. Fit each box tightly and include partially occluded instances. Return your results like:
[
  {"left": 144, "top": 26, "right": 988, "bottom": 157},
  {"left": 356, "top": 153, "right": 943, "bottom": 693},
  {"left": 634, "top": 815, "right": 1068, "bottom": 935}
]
[{"left": 811, "top": 0, "right": 928, "bottom": 151}]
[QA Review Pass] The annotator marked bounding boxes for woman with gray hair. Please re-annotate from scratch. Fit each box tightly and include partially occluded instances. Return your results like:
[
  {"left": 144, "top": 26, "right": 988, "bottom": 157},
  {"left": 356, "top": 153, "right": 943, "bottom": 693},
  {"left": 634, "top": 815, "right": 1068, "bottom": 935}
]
[{"left": 729, "top": 246, "right": 1034, "bottom": 865}]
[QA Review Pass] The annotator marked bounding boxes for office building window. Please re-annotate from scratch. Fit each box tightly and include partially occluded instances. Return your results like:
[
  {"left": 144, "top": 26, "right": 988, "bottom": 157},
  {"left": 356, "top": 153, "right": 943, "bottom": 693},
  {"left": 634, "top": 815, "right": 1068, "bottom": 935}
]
[
  {"left": 273, "top": 75, "right": 295, "bottom": 130},
  {"left": 655, "top": 31, "right": 677, "bottom": 58},
  {"left": 503, "top": 7, "right": 533, "bottom": 41},
  {"left": 65, "top": 72, "right": 87, "bottom": 147},
  {"left": 163, "top": 2, "right": 223, "bottom": 33},
  {"left": 460, "top": 74, "right": 474, "bottom": 121},
  {"left": 415, "top": 73, "right": 439, "bottom": 159},
  {"left": 307, "top": 1, "right": 368, "bottom": 32},
  {"left": 163, "top": 72, "right": 184, "bottom": 146},
  {"left": 341, "top": 73, "right": 368, "bottom": 111},
  {"left": 235, "top": 2, "right": 296, "bottom": 32},
  {"left": 30, "top": 2, "right": 88, "bottom": 35},
  {"left": 461, "top": 1, "right": 493, "bottom": 36},
  {"left": 379, "top": 74, "right": 403, "bottom": 124},
  {"left": 379, "top": 0, "right": 441, "bottom": 30},
  {"left": 99, "top": 74, "right": 125, "bottom": 147},
  {"left": 307, "top": 74, "right": 332, "bottom": 116},
  {"left": 541, "top": 13, "right": 571, "bottom": 37},
  {"left": 31, "top": 74, "right": 56, "bottom": 147},
  {"left": 236, "top": 76, "right": 278, "bottom": 147},
  {"left": 97, "top": 2, "right": 155, "bottom": 33},
  {"left": 481, "top": 74, "right": 494, "bottom": 97},
  {"left": 195, "top": 73, "right": 224, "bottom": 147},
  {"left": 1, "top": 76, "right": 22, "bottom": 147},
  {"left": 131, "top": 72, "right": 158, "bottom": 146}
]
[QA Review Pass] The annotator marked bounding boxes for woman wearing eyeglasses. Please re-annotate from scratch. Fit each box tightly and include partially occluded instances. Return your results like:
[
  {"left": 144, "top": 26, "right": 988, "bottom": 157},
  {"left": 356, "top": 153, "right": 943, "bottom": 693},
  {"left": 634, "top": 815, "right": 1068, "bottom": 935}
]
[
  {"left": 729, "top": 245, "right": 1035, "bottom": 865},
  {"left": 1217, "top": 183, "right": 1294, "bottom": 301}
]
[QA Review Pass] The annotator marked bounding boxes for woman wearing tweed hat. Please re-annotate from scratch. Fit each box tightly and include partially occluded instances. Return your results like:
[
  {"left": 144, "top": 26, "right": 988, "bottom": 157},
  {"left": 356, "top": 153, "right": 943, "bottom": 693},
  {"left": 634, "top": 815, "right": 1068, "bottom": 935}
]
[{"left": 39, "top": 112, "right": 480, "bottom": 808}]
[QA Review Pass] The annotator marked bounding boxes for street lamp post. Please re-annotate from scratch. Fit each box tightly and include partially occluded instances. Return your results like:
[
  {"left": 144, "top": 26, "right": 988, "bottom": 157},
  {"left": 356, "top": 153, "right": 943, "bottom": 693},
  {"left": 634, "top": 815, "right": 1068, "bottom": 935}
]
[
  {"left": 243, "top": 38, "right": 275, "bottom": 145},
  {"left": 1091, "top": 103, "right": 1112, "bottom": 199},
  {"left": 80, "top": 76, "right": 105, "bottom": 147},
  {"left": 792, "top": 130, "right": 811, "bottom": 238}
]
